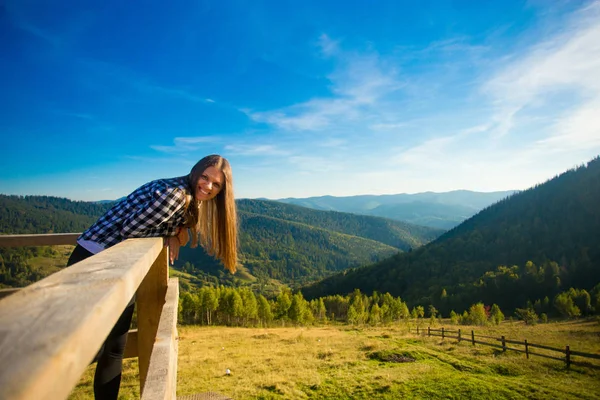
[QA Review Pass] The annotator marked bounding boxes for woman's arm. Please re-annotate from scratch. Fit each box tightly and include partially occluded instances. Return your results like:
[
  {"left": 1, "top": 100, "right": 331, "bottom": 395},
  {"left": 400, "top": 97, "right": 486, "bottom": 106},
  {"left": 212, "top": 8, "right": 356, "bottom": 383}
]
[{"left": 164, "top": 235, "right": 181, "bottom": 265}]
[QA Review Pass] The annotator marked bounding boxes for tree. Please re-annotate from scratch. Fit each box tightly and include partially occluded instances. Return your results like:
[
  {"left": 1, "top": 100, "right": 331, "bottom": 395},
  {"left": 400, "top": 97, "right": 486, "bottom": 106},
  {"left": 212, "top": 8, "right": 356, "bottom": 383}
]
[
  {"left": 274, "top": 289, "right": 292, "bottom": 321},
  {"left": 201, "top": 288, "right": 219, "bottom": 325},
  {"left": 257, "top": 294, "right": 273, "bottom": 326},
  {"left": 515, "top": 308, "right": 538, "bottom": 325},
  {"left": 466, "top": 303, "right": 488, "bottom": 326},
  {"left": 229, "top": 290, "right": 245, "bottom": 325},
  {"left": 489, "top": 304, "right": 504, "bottom": 325},
  {"left": 449, "top": 310, "right": 459, "bottom": 325},
  {"left": 310, "top": 298, "right": 327, "bottom": 322},
  {"left": 288, "top": 292, "right": 310, "bottom": 325},
  {"left": 347, "top": 304, "right": 360, "bottom": 325},
  {"left": 554, "top": 292, "right": 581, "bottom": 318},
  {"left": 411, "top": 306, "right": 424, "bottom": 319},
  {"left": 180, "top": 292, "right": 199, "bottom": 324},
  {"left": 240, "top": 287, "right": 258, "bottom": 326},
  {"left": 369, "top": 303, "right": 382, "bottom": 326},
  {"left": 568, "top": 288, "right": 591, "bottom": 316},
  {"left": 428, "top": 305, "right": 438, "bottom": 318}
]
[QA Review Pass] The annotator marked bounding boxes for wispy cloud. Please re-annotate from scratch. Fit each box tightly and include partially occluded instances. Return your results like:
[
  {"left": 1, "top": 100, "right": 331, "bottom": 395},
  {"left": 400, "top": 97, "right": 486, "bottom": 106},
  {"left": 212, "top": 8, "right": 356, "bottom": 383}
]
[
  {"left": 224, "top": 144, "right": 291, "bottom": 156},
  {"left": 78, "top": 58, "right": 215, "bottom": 105},
  {"left": 151, "top": 136, "right": 221, "bottom": 153},
  {"left": 4, "top": 1, "right": 63, "bottom": 47},
  {"left": 288, "top": 155, "right": 346, "bottom": 173},
  {"left": 387, "top": 2, "right": 600, "bottom": 190},
  {"left": 245, "top": 34, "right": 404, "bottom": 132},
  {"left": 52, "top": 110, "right": 95, "bottom": 120},
  {"left": 133, "top": 82, "right": 214, "bottom": 104},
  {"left": 483, "top": 1, "right": 600, "bottom": 142}
]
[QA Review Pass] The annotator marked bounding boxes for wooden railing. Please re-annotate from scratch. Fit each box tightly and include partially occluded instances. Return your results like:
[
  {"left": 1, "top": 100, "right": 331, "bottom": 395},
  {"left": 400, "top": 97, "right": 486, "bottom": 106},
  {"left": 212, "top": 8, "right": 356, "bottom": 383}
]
[
  {"left": 415, "top": 326, "right": 600, "bottom": 369},
  {"left": 0, "top": 233, "right": 179, "bottom": 400}
]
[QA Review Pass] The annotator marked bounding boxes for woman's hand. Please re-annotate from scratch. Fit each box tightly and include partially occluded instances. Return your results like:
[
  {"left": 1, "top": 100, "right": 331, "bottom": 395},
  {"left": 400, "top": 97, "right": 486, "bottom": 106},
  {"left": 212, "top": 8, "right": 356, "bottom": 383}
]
[
  {"left": 164, "top": 236, "right": 181, "bottom": 265},
  {"left": 177, "top": 228, "right": 190, "bottom": 247}
]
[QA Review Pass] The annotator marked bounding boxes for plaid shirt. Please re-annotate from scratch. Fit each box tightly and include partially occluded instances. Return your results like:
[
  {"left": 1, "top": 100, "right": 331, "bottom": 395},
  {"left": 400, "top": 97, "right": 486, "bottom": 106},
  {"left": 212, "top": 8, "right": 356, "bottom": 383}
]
[{"left": 78, "top": 177, "right": 190, "bottom": 250}]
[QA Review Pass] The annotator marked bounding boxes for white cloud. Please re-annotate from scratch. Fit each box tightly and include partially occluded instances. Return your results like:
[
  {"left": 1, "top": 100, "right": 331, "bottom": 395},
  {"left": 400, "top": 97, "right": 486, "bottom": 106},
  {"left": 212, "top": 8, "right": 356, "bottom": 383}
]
[
  {"left": 386, "top": 1, "right": 600, "bottom": 193},
  {"left": 484, "top": 1, "right": 600, "bottom": 145},
  {"left": 246, "top": 39, "right": 404, "bottom": 132},
  {"left": 317, "top": 33, "right": 340, "bottom": 57},
  {"left": 224, "top": 144, "right": 290, "bottom": 156},
  {"left": 151, "top": 136, "right": 221, "bottom": 153}
]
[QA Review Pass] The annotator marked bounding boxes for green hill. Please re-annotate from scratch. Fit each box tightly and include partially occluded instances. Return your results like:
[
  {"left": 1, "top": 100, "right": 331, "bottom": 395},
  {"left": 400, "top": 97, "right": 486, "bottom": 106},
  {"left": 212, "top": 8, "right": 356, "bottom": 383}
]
[
  {"left": 236, "top": 199, "right": 443, "bottom": 250},
  {"left": 0, "top": 195, "right": 112, "bottom": 234},
  {"left": 174, "top": 199, "right": 443, "bottom": 289},
  {"left": 0, "top": 196, "right": 442, "bottom": 291},
  {"left": 301, "top": 156, "right": 600, "bottom": 314}
]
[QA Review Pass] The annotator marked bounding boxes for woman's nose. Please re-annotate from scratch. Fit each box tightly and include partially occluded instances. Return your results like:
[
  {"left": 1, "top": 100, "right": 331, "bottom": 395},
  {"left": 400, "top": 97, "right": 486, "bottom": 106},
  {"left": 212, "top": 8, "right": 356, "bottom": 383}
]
[{"left": 205, "top": 181, "right": 213, "bottom": 190}]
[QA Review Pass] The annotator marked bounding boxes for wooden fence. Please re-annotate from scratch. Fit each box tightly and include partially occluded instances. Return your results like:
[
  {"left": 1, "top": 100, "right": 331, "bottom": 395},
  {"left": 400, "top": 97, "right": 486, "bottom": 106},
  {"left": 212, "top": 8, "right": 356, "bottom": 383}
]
[
  {"left": 414, "top": 326, "right": 600, "bottom": 369},
  {"left": 0, "top": 233, "right": 180, "bottom": 400}
]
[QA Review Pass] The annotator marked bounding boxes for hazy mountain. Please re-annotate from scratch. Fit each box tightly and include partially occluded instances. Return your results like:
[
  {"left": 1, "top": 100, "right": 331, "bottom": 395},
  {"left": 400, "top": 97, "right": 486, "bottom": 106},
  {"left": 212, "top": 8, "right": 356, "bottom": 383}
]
[
  {"left": 276, "top": 190, "right": 516, "bottom": 229},
  {"left": 301, "top": 156, "right": 600, "bottom": 314}
]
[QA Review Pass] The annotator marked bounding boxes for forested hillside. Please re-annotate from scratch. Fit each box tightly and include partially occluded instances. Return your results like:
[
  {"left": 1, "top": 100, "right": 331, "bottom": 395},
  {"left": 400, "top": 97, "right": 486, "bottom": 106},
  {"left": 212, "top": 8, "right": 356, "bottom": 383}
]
[
  {"left": 1, "top": 196, "right": 438, "bottom": 290},
  {"left": 237, "top": 199, "right": 443, "bottom": 250},
  {"left": 236, "top": 212, "right": 398, "bottom": 284},
  {"left": 301, "top": 156, "right": 600, "bottom": 315},
  {"left": 174, "top": 198, "right": 443, "bottom": 288},
  {"left": 0, "top": 195, "right": 112, "bottom": 234}
]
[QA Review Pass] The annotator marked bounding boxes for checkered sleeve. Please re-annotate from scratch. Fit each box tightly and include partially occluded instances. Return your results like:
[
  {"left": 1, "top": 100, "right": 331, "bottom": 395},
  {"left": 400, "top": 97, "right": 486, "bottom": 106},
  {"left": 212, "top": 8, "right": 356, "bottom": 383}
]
[{"left": 120, "top": 186, "right": 186, "bottom": 239}]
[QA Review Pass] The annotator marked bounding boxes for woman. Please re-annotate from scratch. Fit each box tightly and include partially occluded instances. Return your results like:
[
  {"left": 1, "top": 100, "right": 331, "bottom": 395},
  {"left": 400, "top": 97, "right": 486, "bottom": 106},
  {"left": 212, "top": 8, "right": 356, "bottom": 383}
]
[{"left": 67, "top": 154, "right": 238, "bottom": 399}]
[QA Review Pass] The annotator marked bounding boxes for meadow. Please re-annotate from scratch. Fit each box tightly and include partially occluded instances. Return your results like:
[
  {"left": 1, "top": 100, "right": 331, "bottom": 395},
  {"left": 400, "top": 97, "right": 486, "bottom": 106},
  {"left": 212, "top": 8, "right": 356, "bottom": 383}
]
[{"left": 69, "top": 319, "right": 600, "bottom": 399}]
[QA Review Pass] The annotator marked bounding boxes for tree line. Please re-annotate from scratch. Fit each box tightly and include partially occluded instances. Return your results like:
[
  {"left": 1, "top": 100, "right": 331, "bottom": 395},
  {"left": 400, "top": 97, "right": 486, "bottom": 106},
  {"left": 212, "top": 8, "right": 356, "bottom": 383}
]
[{"left": 177, "top": 285, "right": 600, "bottom": 327}]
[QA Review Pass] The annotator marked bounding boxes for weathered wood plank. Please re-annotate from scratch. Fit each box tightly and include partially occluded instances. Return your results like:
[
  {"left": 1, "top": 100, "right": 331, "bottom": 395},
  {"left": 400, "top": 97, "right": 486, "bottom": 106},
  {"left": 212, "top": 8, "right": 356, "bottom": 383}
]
[
  {"left": 138, "top": 247, "right": 169, "bottom": 394},
  {"left": 0, "top": 237, "right": 163, "bottom": 400},
  {"left": 0, "top": 288, "right": 20, "bottom": 300},
  {"left": 141, "top": 278, "right": 179, "bottom": 400},
  {"left": 0, "top": 233, "right": 80, "bottom": 247},
  {"left": 124, "top": 329, "right": 139, "bottom": 359}
]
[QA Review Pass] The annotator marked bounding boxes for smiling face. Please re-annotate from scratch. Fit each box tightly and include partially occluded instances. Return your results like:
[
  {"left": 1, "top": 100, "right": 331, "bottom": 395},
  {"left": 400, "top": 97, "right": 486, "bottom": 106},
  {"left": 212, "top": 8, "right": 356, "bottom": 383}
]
[{"left": 195, "top": 165, "right": 224, "bottom": 201}]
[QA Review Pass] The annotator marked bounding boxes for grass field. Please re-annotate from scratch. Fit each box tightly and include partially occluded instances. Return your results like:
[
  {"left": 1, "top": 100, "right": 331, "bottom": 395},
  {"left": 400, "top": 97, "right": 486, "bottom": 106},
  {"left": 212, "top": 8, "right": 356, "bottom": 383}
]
[
  {"left": 27, "top": 245, "right": 74, "bottom": 277},
  {"left": 69, "top": 319, "right": 600, "bottom": 399}
]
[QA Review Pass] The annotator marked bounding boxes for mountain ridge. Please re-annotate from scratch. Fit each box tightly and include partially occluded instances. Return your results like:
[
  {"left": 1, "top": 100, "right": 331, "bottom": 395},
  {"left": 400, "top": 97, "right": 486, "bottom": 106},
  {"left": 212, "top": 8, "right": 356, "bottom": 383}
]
[
  {"left": 276, "top": 189, "right": 516, "bottom": 229},
  {"left": 300, "top": 156, "right": 600, "bottom": 313}
]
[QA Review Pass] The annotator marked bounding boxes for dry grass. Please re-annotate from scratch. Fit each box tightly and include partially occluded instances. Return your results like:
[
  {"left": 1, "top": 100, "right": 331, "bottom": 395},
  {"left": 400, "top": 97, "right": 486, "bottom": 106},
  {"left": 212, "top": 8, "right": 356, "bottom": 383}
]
[{"left": 68, "top": 319, "right": 600, "bottom": 399}]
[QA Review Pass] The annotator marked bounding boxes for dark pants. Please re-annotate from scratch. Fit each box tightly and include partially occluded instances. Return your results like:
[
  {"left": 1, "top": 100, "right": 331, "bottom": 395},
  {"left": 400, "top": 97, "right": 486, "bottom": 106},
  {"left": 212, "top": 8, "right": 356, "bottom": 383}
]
[{"left": 67, "top": 245, "right": 135, "bottom": 400}]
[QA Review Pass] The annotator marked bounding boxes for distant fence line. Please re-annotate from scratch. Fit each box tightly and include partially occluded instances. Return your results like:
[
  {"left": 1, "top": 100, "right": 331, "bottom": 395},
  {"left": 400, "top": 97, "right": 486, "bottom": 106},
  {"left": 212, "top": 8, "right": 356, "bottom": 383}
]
[{"left": 412, "top": 326, "right": 600, "bottom": 369}]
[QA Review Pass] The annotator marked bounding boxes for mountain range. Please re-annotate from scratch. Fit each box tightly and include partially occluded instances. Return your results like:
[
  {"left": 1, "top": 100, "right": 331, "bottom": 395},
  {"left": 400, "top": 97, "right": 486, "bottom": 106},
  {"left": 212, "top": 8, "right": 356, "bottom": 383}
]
[
  {"left": 276, "top": 190, "right": 516, "bottom": 229},
  {"left": 301, "top": 156, "right": 600, "bottom": 314},
  {"left": 2, "top": 157, "right": 598, "bottom": 316}
]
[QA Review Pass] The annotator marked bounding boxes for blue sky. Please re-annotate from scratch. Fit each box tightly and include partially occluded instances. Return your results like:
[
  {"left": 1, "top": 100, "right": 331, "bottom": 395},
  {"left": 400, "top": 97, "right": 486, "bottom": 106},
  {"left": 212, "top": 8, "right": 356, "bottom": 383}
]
[{"left": 1, "top": 0, "right": 599, "bottom": 201}]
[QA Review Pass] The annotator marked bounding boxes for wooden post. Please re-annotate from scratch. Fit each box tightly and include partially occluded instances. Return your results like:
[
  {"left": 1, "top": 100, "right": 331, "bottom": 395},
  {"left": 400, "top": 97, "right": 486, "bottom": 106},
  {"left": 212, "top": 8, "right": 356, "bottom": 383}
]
[
  {"left": 525, "top": 339, "right": 529, "bottom": 359},
  {"left": 416, "top": 326, "right": 419, "bottom": 335},
  {"left": 137, "top": 247, "right": 169, "bottom": 394},
  {"left": 471, "top": 330, "right": 475, "bottom": 345},
  {"left": 140, "top": 278, "right": 179, "bottom": 400},
  {"left": 442, "top": 327, "right": 445, "bottom": 340},
  {"left": 566, "top": 345, "right": 571, "bottom": 368},
  {"left": 458, "top": 329, "right": 461, "bottom": 342},
  {"left": 501, "top": 336, "right": 506, "bottom": 352},
  {"left": 428, "top": 326, "right": 431, "bottom": 337}
]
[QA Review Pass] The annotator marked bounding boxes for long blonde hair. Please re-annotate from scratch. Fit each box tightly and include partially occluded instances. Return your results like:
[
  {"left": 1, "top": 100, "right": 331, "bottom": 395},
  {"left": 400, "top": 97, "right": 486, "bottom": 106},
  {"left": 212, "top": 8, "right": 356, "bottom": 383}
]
[{"left": 183, "top": 155, "right": 238, "bottom": 273}]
